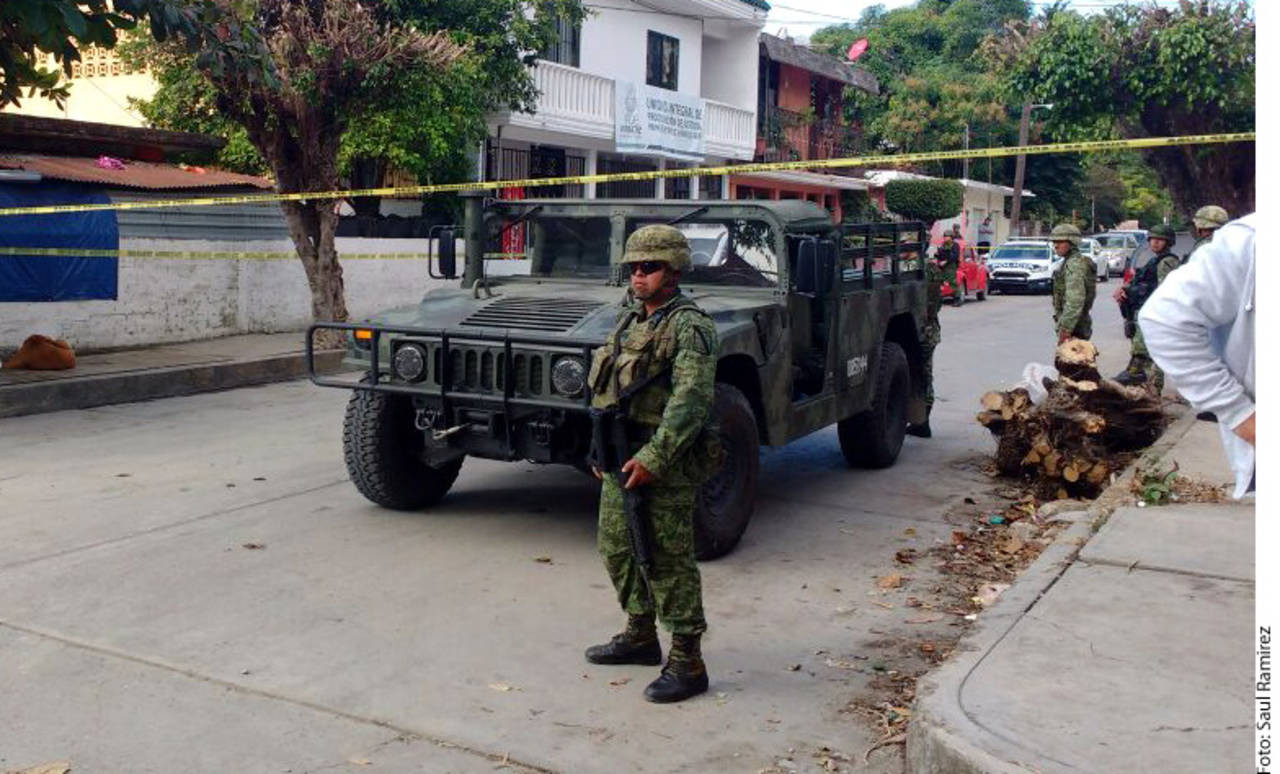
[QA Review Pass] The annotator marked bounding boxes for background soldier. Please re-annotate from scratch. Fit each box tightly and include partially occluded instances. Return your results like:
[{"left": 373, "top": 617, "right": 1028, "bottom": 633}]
[
  {"left": 1185, "top": 205, "right": 1229, "bottom": 264},
  {"left": 1050, "top": 223, "right": 1097, "bottom": 343},
  {"left": 1114, "top": 223, "right": 1180, "bottom": 387},
  {"left": 935, "top": 231, "right": 960, "bottom": 305},
  {"left": 908, "top": 255, "right": 943, "bottom": 438},
  {"left": 585, "top": 224, "right": 719, "bottom": 704}
]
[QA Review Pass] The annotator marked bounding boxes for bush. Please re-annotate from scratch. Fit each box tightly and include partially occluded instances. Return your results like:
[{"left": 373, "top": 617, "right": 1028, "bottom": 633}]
[{"left": 884, "top": 179, "right": 964, "bottom": 224}]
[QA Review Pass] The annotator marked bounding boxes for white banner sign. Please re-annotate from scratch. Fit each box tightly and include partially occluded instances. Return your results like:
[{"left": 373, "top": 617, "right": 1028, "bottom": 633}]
[{"left": 615, "top": 80, "right": 706, "bottom": 162}]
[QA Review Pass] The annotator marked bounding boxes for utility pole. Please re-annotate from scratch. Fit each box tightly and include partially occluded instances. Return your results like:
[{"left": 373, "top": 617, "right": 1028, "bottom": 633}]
[
  {"left": 1010, "top": 102, "right": 1031, "bottom": 237},
  {"left": 962, "top": 122, "right": 970, "bottom": 181}
]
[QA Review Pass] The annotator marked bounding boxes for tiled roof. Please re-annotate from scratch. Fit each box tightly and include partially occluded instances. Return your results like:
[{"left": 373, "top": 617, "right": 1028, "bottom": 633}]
[
  {"left": 0, "top": 154, "right": 273, "bottom": 190},
  {"left": 761, "top": 33, "right": 879, "bottom": 94}
]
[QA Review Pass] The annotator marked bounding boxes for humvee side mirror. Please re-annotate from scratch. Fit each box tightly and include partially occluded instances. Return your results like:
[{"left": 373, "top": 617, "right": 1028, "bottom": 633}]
[
  {"left": 437, "top": 228, "right": 458, "bottom": 279},
  {"left": 794, "top": 238, "right": 835, "bottom": 295}
]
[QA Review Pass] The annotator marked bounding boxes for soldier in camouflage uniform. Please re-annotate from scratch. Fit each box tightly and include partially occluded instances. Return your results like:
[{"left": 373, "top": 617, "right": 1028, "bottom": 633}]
[
  {"left": 935, "top": 231, "right": 960, "bottom": 301},
  {"left": 1050, "top": 223, "right": 1097, "bottom": 343},
  {"left": 907, "top": 257, "right": 943, "bottom": 438},
  {"left": 585, "top": 224, "right": 719, "bottom": 704},
  {"left": 1184, "top": 205, "right": 1229, "bottom": 265},
  {"left": 1114, "top": 223, "right": 1180, "bottom": 388}
]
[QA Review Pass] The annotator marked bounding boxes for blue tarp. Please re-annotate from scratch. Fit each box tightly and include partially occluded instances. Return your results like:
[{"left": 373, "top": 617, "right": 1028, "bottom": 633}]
[{"left": 0, "top": 182, "right": 119, "bottom": 301}]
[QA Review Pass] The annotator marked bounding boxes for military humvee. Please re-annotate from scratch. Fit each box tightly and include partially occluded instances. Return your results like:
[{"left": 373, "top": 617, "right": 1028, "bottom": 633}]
[{"left": 308, "top": 193, "right": 929, "bottom": 559}]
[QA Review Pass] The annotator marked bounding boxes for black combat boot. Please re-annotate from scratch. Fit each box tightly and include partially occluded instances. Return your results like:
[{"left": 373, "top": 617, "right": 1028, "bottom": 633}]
[
  {"left": 1113, "top": 359, "right": 1148, "bottom": 386},
  {"left": 585, "top": 614, "right": 662, "bottom": 665},
  {"left": 644, "top": 633, "right": 709, "bottom": 703},
  {"left": 905, "top": 421, "right": 932, "bottom": 438}
]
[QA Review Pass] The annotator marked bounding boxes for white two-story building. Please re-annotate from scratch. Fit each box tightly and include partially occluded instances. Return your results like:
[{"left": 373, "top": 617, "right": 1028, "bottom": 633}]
[{"left": 484, "top": 0, "right": 767, "bottom": 201}]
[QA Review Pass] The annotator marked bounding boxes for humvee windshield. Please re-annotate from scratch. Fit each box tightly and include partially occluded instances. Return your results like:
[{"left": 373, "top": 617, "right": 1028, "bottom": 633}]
[
  {"left": 626, "top": 219, "right": 778, "bottom": 288},
  {"left": 491, "top": 209, "right": 779, "bottom": 288}
]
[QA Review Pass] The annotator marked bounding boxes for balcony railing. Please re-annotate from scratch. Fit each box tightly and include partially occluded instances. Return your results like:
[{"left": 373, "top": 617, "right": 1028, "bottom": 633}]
[
  {"left": 704, "top": 99, "right": 756, "bottom": 160},
  {"left": 757, "top": 105, "right": 863, "bottom": 163},
  {"left": 501, "top": 59, "right": 756, "bottom": 160}
]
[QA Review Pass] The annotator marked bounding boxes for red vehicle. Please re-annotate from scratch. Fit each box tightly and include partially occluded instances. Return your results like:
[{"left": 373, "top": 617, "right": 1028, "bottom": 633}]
[{"left": 940, "top": 245, "right": 988, "bottom": 305}]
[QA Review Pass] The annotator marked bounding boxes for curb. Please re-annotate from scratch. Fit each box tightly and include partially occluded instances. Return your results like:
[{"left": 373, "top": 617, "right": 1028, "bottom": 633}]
[
  {"left": 905, "top": 405, "right": 1199, "bottom": 774},
  {"left": 0, "top": 350, "right": 346, "bottom": 419}
]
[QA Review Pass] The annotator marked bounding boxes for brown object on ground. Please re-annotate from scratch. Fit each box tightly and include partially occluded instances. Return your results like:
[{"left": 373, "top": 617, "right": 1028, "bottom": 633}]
[
  {"left": 2, "top": 335, "right": 76, "bottom": 370},
  {"left": 977, "top": 339, "right": 1165, "bottom": 499}
]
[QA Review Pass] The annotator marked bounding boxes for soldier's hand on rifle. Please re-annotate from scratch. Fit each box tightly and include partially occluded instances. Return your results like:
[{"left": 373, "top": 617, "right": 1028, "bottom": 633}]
[
  {"left": 620, "top": 457, "right": 655, "bottom": 489},
  {"left": 591, "top": 466, "right": 603, "bottom": 480},
  {"left": 1113, "top": 286, "right": 1126, "bottom": 304},
  {"left": 1057, "top": 330, "right": 1072, "bottom": 344}
]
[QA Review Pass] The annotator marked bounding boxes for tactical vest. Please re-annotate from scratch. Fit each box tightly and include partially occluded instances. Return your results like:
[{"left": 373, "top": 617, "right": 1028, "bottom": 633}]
[
  {"left": 587, "top": 295, "right": 723, "bottom": 482},
  {"left": 588, "top": 294, "right": 709, "bottom": 425},
  {"left": 1125, "top": 251, "right": 1177, "bottom": 317}
]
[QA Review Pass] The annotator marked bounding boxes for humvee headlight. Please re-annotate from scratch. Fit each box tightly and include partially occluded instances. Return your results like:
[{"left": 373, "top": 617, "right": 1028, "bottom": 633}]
[
  {"left": 393, "top": 343, "right": 427, "bottom": 382},
  {"left": 551, "top": 355, "right": 586, "bottom": 397}
]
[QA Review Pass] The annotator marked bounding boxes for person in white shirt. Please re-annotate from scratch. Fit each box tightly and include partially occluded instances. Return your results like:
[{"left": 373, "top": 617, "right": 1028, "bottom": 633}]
[{"left": 1138, "top": 214, "right": 1255, "bottom": 497}]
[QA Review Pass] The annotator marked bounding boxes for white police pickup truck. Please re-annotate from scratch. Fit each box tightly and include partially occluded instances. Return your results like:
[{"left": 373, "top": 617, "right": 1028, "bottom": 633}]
[
  {"left": 986, "top": 240, "right": 1061, "bottom": 294},
  {"left": 987, "top": 238, "right": 1107, "bottom": 294}
]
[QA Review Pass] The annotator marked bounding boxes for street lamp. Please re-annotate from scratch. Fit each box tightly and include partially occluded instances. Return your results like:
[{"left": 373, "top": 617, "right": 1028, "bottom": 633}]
[{"left": 1009, "top": 102, "right": 1053, "bottom": 236}]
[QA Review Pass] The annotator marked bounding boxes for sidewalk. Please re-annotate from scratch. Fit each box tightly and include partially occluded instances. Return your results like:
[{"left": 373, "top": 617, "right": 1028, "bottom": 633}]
[
  {"left": 908, "top": 409, "right": 1254, "bottom": 773},
  {"left": 0, "top": 333, "right": 344, "bottom": 418}
]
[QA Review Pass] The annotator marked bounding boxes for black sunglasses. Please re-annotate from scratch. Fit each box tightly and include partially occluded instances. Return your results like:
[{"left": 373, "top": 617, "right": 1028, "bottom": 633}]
[{"left": 629, "top": 261, "right": 666, "bottom": 276}]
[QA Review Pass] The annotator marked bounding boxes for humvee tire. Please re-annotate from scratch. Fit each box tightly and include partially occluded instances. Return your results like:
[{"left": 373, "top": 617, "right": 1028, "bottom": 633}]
[
  {"left": 694, "top": 383, "right": 760, "bottom": 560},
  {"left": 837, "top": 341, "right": 909, "bottom": 469},
  {"left": 343, "top": 382, "right": 462, "bottom": 510}
]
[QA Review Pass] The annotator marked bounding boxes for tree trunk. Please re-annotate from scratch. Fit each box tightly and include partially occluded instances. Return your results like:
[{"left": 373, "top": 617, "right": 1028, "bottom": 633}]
[
  {"left": 1143, "top": 143, "right": 1255, "bottom": 219},
  {"left": 281, "top": 199, "right": 348, "bottom": 346}
]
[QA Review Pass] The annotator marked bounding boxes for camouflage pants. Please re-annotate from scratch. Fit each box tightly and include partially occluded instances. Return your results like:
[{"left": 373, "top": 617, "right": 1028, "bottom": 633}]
[
  {"left": 598, "top": 476, "right": 706, "bottom": 636},
  {"left": 1128, "top": 324, "right": 1165, "bottom": 391},
  {"left": 1055, "top": 313, "right": 1092, "bottom": 341},
  {"left": 921, "top": 319, "right": 941, "bottom": 414}
]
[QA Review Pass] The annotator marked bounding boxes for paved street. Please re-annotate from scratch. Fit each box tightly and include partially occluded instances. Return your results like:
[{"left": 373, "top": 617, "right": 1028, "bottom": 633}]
[{"left": 0, "top": 294, "right": 1131, "bottom": 774}]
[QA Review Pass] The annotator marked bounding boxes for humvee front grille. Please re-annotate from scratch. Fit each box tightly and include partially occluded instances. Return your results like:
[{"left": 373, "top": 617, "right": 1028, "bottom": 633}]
[
  {"left": 423, "top": 343, "right": 552, "bottom": 396},
  {"left": 460, "top": 296, "right": 604, "bottom": 333}
]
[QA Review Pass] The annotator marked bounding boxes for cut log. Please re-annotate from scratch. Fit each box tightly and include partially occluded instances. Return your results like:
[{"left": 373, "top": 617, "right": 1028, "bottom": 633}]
[
  {"left": 981, "top": 391, "right": 1005, "bottom": 411},
  {"left": 977, "top": 351, "right": 1165, "bottom": 499}
]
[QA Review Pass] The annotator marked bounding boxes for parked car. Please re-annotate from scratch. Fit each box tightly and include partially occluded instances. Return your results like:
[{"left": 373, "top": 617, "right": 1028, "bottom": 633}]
[
  {"left": 1094, "top": 232, "right": 1143, "bottom": 278},
  {"left": 1079, "top": 237, "right": 1109, "bottom": 283},
  {"left": 986, "top": 239, "right": 1060, "bottom": 294},
  {"left": 940, "top": 244, "right": 988, "bottom": 305}
]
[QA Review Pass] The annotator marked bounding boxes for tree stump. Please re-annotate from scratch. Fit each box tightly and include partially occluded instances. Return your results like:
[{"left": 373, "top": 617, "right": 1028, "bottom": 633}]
[{"left": 976, "top": 339, "right": 1166, "bottom": 499}]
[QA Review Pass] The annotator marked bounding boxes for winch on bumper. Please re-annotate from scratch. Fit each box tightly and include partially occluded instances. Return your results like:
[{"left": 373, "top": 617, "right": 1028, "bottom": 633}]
[{"left": 307, "top": 322, "right": 597, "bottom": 464}]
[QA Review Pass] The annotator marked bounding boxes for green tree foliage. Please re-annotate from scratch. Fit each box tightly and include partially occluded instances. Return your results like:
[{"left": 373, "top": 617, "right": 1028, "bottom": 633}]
[
  {"left": 884, "top": 178, "right": 964, "bottom": 223},
  {"left": 132, "top": 0, "right": 583, "bottom": 327},
  {"left": 0, "top": 0, "right": 198, "bottom": 108},
  {"left": 992, "top": 1, "right": 1255, "bottom": 215},
  {"left": 810, "top": 0, "right": 1031, "bottom": 172}
]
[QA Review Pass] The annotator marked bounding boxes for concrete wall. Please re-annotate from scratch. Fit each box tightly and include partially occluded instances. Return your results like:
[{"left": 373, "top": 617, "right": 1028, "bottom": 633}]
[
  {"left": 0, "top": 238, "right": 459, "bottom": 352},
  {"left": 700, "top": 34, "right": 759, "bottom": 110},
  {"left": 3, "top": 73, "right": 156, "bottom": 127},
  {"left": 777, "top": 63, "right": 812, "bottom": 112},
  {"left": 580, "top": 0, "right": 704, "bottom": 97}
]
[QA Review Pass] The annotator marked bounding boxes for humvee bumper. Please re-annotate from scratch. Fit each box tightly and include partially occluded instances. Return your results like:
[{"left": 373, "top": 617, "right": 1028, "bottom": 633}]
[{"left": 306, "top": 322, "right": 598, "bottom": 463}]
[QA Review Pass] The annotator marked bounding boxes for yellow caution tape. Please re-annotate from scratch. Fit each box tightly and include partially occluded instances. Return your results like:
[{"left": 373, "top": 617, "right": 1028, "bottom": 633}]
[
  {"left": 0, "top": 132, "right": 1254, "bottom": 218},
  {"left": 0, "top": 247, "right": 531, "bottom": 260}
]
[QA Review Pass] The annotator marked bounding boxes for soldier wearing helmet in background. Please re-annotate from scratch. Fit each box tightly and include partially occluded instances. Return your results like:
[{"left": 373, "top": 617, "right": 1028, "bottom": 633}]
[
  {"left": 1185, "top": 205, "right": 1229, "bottom": 265},
  {"left": 1050, "top": 223, "right": 1097, "bottom": 344},
  {"left": 1114, "top": 223, "right": 1180, "bottom": 387},
  {"left": 584, "top": 224, "right": 719, "bottom": 704}
]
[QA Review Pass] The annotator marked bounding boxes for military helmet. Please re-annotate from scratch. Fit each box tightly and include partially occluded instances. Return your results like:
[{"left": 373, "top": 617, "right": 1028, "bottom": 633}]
[
  {"left": 1147, "top": 223, "right": 1176, "bottom": 241},
  {"left": 1049, "top": 223, "right": 1081, "bottom": 246},
  {"left": 622, "top": 224, "right": 691, "bottom": 271},
  {"left": 1192, "top": 205, "right": 1229, "bottom": 230}
]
